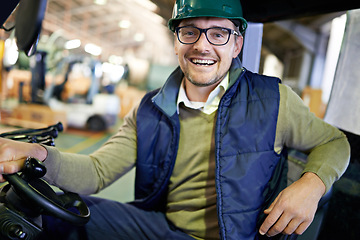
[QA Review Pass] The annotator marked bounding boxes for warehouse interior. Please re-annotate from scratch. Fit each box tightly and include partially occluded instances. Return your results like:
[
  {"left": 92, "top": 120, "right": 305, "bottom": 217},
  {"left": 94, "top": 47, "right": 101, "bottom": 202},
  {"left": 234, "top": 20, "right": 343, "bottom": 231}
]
[{"left": 0, "top": 0, "right": 360, "bottom": 239}]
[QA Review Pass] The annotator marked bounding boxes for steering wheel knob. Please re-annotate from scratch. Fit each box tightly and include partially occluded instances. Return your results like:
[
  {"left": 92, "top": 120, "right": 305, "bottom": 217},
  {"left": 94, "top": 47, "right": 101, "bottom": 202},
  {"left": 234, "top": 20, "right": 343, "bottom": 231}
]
[{"left": 21, "top": 157, "right": 47, "bottom": 181}]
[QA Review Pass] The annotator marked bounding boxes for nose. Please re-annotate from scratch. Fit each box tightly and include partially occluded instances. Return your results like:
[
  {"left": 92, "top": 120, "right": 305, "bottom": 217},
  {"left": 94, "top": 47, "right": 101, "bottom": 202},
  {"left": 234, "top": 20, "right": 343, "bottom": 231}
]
[{"left": 193, "top": 32, "right": 211, "bottom": 51}]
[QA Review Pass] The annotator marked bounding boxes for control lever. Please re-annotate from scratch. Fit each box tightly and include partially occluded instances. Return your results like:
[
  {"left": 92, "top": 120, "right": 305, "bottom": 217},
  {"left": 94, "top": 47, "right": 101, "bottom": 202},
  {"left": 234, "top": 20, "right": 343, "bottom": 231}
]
[
  {"left": 0, "top": 122, "right": 89, "bottom": 240},
  {"left": 0, "top": 122, "right": 63, "bottom": 138},
  {"left": 20, "top": 157, "right": 47, "bottom": 182}
]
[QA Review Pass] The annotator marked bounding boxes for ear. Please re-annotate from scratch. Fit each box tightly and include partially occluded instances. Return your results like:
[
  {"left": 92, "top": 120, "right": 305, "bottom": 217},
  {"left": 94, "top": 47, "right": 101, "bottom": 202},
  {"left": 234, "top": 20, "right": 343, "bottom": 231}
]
[{"left": 232, "top": 35, "right": 243, "bottom": 58}]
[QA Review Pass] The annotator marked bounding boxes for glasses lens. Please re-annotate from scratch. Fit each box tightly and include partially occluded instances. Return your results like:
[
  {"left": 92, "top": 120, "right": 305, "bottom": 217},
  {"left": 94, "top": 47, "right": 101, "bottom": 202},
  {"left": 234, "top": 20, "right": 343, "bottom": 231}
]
[
  {"left": 178, "top": 27, "right": 200, "bottom": 44},
  {"left": 177, "top": 27, "right": 231, "bottom": 45},
  {"left": 207, "top": 28, "right": 230, "bottom": 45}
]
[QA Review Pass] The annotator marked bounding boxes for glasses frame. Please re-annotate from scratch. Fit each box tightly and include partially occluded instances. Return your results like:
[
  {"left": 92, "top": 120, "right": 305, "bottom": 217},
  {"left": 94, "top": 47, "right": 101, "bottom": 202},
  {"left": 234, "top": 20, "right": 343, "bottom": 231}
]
[{"left": 175, "top": 26, "right": 240, "bottom": 46}]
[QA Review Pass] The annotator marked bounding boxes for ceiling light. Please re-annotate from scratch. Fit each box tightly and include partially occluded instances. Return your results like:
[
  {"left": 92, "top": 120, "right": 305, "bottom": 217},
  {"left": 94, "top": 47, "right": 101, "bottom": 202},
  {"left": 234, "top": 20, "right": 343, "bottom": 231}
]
[
  {"left": 65, "top": 39, "right": 81, "bottom": 49},
  {"left": 94, "top": 0, "right": 107, "bottom": 5},
  {"left": 3, "top": 38, "right": 19, "bottom": 67},
  {"left": 118, "top": 20, "right": 131, "bottom": 29},
  {"left": 108, "top": 55, "right": 123, "bottom": 65},
  {"left": 85, "top": 43, "right": 102, "bottom": 56},
  {"left": 134, "top": 33, "right": 144, "bottom": 42}
]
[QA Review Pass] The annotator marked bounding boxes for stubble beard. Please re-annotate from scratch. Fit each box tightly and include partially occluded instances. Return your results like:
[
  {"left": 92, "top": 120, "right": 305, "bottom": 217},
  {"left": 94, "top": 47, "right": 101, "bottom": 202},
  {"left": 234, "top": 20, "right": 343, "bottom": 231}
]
[{"left": 185, "top": 72, "right": 225, "bottom": 87}]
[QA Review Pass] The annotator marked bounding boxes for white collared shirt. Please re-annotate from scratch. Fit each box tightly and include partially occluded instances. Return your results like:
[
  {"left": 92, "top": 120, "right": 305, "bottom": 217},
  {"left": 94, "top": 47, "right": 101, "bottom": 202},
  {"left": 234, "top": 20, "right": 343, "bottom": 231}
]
[{"left": 177, "top": 73, "right": 229, "bottom": 115}]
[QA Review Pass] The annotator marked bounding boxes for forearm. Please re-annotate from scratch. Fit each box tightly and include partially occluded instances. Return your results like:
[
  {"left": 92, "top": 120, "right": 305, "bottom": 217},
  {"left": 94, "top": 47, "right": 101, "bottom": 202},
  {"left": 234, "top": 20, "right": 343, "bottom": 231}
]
[
  {"left": 277, "top": 84, "right": 350, "bottom": 191},
  {"left": 42, "top": 135, "right": 137, "bottom": 194},
  {"left": 43, "top": 107, "right": 138, "bottom": 194},
  {"left": 303, "top": 132, "right": 350, "bottom": 192},
  {"left": 43, "top": 146, "right": 101, "bottom": 194}
]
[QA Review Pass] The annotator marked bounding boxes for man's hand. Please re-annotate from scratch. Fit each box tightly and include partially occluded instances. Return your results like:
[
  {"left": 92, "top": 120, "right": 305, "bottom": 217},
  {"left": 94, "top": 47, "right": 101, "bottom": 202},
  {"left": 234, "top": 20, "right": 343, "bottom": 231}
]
[
  {"left": 0, "top": 138, "right": 47, "bottom": 182},
  {"left": 259, "top": 172, "right": 326, "bottom": 237}
]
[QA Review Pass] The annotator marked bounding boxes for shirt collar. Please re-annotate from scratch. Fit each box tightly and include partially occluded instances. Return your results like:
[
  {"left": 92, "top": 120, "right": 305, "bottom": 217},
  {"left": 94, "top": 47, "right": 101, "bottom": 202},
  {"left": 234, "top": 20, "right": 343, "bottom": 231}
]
[{"left": 177, "top": 73, "right": 229, "bottom": 114}]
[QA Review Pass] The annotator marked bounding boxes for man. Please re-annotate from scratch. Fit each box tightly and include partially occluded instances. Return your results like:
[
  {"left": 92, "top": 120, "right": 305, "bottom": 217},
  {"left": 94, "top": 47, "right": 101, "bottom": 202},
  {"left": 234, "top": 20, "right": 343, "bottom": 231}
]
[{"left": 0, "top": 0, "right": 350, "bottom": 239}]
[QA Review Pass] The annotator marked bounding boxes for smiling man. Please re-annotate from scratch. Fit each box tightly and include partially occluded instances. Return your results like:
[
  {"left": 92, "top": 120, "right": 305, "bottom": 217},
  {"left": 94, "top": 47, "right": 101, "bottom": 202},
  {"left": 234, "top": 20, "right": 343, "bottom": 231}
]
[
  {"left": 174, "top": 17, "right": 243, "bottom": 102},
  {"left": 0, "top": 0, "right": 350, "bottom": 239}
]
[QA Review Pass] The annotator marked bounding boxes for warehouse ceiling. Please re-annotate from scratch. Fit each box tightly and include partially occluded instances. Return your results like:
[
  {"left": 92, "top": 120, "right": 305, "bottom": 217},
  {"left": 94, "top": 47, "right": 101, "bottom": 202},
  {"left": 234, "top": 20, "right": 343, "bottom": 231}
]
[
  {"left": 4, "top": 0, "right": 360, "bottom": 64},
  {"left": 40, "top": 0, "right": 175, "bottom": 64}
]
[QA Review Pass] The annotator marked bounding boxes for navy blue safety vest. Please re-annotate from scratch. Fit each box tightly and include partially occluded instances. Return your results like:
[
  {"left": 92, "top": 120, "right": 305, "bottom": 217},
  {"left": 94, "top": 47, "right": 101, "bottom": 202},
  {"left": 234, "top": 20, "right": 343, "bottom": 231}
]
[{"left": 131, "top": 58, "right": 288, "bottom": 240}]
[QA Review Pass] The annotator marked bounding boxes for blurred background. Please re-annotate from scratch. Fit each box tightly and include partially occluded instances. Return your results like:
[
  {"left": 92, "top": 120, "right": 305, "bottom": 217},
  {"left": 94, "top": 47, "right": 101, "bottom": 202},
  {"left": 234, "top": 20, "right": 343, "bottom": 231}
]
[
  {"left": 0, "top": 0, "right": 356, "bottom": 130},
  {"left": 0, "top": 1, "right": 359, "bottom": 239}
]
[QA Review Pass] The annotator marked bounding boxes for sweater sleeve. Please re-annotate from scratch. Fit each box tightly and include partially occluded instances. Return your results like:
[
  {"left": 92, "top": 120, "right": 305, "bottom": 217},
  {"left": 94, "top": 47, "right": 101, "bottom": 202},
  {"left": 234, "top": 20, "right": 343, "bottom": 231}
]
[
  {"left": 275, "top": 84, "right": 350, "bottom": 192},
  {"left": 43, "top": 105, "right": 138, "bottom": 194}
]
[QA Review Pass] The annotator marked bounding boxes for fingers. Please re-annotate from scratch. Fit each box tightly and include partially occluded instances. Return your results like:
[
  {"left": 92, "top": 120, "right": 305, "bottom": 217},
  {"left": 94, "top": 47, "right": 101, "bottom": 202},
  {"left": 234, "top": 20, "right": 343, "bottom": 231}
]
[
  {"left": 263, "top": 198, "right": 276, "bottom": 215},
  {"left": 260, "top": 199, "right": 314, "bottom": 237},
  {"left": 265, "top": 213, "right": 312, "bottom": 236},
  {"left": 0, "top": 158, "right": 26, "bottom": 175},
  {"left": 0, "top": 158, "right": 28, "bottom": 183},
  {"left": 265, "top": 212, "right": 298, "bottom": 236},
  {"left": 283, "top": 219, "right": 310, "bottom": 235},
  {"left": 259, "top": 193, "right": 281, "bottom": 235},
  {"left": 259, "top": 202, "right": 283, "bottom": 235},
  {"left": 0, "top": 138, "right": 48, "bottom": 163},
  {"left": 0, "top": 174, "right": 5, "bottom": 182},
  {"left": 0, "top": 159, "right": 26, "bottom": 182}
]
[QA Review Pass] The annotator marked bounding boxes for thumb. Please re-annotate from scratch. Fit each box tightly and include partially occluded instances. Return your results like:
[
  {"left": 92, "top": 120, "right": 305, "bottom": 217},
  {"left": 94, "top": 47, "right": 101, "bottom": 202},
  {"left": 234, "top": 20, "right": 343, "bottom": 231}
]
[
  {"left": 264, "top": 203, "right": 274, "bottom": 214},
  {"left": 264, "top": 192, "right": 282, "bottom": 214}
]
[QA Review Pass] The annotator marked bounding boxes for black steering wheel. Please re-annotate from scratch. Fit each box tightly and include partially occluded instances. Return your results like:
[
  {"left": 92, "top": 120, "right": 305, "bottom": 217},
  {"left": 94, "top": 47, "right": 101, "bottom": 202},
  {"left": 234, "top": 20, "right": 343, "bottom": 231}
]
[{"left": 2, "top": 157, "right": 90, "bottom": 226}]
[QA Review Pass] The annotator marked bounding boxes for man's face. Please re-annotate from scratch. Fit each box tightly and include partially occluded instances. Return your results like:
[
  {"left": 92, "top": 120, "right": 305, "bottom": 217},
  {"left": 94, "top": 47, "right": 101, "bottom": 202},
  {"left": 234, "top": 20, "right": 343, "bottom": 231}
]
[{"left": 174, "top": 17, "right": 243, "bottom": 88}]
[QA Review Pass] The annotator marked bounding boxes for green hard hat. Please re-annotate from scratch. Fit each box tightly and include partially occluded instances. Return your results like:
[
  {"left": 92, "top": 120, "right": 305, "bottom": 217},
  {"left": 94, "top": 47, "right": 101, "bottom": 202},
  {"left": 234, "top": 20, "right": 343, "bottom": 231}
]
[{"left": 168, "top": 0, "right": 248, "bottom": 34}]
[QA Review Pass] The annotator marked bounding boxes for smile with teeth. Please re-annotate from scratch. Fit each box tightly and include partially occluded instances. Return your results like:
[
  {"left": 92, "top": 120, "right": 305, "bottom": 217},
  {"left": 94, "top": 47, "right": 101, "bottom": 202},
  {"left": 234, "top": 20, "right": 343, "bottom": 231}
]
[{"left": 191, "top": 59, "right": 216, "bottom": 65}]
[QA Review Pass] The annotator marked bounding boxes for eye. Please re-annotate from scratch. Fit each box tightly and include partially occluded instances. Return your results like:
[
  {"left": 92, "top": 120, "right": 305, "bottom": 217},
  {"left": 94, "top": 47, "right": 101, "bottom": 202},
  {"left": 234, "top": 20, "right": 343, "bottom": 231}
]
[
  {"left": 184, "top": 31, "right": 195, "bottom": 36},
  {"left": 209, "top": 28, "right": 228, "bottom": 39},
  {"left": 181, "top": 28, "right": 197, "bottom": 37}
]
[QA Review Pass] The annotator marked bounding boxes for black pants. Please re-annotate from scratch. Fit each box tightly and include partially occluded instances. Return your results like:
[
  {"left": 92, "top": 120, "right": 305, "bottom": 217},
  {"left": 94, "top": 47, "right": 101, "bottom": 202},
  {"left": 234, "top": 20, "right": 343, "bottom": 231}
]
[{"left": 38, "top": 196, "right": 195, "bottom": 240}]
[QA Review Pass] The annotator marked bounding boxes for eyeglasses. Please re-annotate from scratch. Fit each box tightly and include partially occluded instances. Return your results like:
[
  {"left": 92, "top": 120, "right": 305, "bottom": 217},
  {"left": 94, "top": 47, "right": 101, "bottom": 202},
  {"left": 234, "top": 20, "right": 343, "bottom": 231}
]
[{"left": 175, "top": 26, "right": 240, "bottom": 46}]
